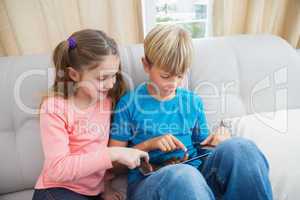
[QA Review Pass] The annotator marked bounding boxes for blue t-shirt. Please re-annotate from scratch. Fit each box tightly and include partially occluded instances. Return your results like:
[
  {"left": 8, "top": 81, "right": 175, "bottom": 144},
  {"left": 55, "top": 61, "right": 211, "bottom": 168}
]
[{"left": 110, "top": 83, "right": 210, "bottom": 184}]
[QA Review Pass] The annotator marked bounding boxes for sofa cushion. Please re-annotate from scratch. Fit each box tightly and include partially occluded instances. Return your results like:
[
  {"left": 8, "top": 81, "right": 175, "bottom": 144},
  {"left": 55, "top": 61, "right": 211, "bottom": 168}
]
[
  {"left": 0, "top": 190, "right": 33, "bottom": 200},
  {"left": 228, "top": 109, "right": 300, "bottom": 200},
  {"left": 189, "top": 35, "right": 300, "bottom": 131}
]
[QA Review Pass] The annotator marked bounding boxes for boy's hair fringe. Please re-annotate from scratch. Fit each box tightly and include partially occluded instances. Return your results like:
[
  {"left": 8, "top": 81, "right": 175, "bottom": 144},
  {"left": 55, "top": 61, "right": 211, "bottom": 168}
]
[{"left": 144, "top": 24, "right": 193, "bottom": 75}]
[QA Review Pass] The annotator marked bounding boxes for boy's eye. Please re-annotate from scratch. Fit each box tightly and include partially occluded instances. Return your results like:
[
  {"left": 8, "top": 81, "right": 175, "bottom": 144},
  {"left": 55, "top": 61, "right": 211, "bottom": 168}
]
[
  {"left": 160, "top": 74, "right": 184, "bottom": 79},
  {"left": 161, "top": 75, "right": 170, "bottom": 79}
]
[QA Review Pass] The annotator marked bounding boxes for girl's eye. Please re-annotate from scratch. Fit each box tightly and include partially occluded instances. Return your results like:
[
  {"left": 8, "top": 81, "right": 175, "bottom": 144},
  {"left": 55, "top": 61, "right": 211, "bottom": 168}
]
[
  {"left": 97, "top": 74, "right": 117, "bottom": 81},
  {"left": 97, "top": 77, "right": 105, "bottom": 81}
]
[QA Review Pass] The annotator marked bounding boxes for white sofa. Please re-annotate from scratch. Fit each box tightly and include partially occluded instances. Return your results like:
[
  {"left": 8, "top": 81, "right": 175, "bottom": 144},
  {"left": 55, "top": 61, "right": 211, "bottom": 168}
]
[{"left": 0, "top": 35, "right": 299, "bottom": 200}]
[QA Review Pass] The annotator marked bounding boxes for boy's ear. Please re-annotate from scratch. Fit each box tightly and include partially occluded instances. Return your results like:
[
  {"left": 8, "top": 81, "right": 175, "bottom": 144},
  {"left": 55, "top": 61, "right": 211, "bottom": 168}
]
[
  {"left": 67, "top": 67, "right": 80, "bottom": 82},
  {"left": 141, "top": 57, "right": 150, "bottom": 74}
]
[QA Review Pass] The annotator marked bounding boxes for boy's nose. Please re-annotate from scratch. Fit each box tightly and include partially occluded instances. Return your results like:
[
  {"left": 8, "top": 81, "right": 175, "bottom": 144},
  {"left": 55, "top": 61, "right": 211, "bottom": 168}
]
[
  {"left": 168, "top": 78, "right": 181, "bottom": 86},
  {"left": 165, "top": 82, "right": 177, "bottom": 90}
]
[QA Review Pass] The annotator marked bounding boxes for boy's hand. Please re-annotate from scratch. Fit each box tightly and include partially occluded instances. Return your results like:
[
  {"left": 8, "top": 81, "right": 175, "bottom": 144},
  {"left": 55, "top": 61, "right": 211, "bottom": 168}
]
[
  {"left": 201, "top": 127, "right": 231, "bottom": 147},
  {"left": 163, "top": 152, "right": 189, "bottom": 165},
  {"left": 144, "top": 134, "right": 187, "bottom": 152}
]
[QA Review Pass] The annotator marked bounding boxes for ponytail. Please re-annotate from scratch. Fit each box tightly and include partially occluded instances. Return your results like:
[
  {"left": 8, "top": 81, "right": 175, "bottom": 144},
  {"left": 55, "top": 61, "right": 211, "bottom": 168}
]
[{"left": 52, "top": 40, "right": 75, "bottom": 98}]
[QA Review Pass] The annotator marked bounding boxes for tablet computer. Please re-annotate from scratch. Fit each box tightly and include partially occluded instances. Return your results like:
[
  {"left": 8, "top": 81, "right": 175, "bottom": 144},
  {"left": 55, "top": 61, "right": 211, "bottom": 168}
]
[{"left": 139, "top": 152, "right": 211, "bottom": 176}]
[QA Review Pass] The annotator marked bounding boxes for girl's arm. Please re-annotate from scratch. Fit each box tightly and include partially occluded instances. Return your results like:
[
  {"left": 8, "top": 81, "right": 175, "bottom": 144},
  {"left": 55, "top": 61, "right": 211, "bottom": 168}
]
[
  {"left": 109, "top": 139, "right": 129, "bottom": 174},
  {"left": 109, "top": 139, "right": 154, "bottom": 174},
  {"left": 41, "top": 100, "right": 148, "bottom": 182},
  {"left": 40, "top": 105, "right": 113, "bottom": 183}
]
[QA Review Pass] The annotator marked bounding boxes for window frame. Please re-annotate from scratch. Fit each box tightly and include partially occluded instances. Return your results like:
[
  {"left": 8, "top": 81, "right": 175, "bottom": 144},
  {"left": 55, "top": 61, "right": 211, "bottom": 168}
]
[{"left": 142, "top": 0, "right": 213, "bottom": 39}]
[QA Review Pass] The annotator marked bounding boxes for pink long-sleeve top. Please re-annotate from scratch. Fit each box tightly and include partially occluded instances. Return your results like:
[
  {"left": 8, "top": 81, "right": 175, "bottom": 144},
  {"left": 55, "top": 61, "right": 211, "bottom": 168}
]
[{"left": 35, "top": 96, "right": 113, "bottom": 196}]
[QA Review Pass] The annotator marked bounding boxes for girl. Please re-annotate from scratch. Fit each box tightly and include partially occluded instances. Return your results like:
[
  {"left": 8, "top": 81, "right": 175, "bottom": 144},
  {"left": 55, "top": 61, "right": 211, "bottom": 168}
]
[{"left": 32, "top": 29, "right": 149, "bottom": 200}]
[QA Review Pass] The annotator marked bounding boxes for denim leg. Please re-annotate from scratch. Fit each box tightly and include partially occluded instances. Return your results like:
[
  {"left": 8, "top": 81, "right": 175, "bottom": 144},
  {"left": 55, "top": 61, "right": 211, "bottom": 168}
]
[
  {"left": 32, "top": 187, "right": 101, "bottom": 200},
  {"left": 201, "top": 137, "right": 273, "bottom": 200},
  {"left": 128, "top": 164, "right": 215, "bottom": 200}
]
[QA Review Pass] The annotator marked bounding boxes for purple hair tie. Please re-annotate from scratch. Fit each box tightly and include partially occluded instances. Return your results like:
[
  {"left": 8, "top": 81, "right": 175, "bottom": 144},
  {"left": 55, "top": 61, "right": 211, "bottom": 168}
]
[{"left": 67, "top": 37, "right": 77, "bottom": 49}]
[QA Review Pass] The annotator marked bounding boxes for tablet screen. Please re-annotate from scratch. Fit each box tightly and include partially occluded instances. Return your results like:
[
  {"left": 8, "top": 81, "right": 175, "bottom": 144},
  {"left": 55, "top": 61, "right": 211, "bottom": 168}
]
[{"left": 139, "top": 152, "right": 211, "bottom": 176}]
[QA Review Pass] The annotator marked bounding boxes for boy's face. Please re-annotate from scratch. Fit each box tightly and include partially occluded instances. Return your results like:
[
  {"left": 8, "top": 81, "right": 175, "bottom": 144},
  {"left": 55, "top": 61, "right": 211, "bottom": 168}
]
[{"left": 142, "top": 57, "right": 185, "bottom": 98}]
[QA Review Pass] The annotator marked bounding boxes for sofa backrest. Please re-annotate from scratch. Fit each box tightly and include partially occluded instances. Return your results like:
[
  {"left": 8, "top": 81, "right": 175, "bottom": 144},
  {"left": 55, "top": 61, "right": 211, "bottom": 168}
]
[
  {"left": 0, "top": 55, "right": 51, "bottom": 194},
  {"left": 0, "top": 34, "right": 299, "bottom": 195}
]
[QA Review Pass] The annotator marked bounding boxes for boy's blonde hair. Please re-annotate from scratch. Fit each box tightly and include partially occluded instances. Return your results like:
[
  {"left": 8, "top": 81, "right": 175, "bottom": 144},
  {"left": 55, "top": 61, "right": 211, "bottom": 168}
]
[{"left": 144, "top": 24, "right": 193, "bottom": 75}]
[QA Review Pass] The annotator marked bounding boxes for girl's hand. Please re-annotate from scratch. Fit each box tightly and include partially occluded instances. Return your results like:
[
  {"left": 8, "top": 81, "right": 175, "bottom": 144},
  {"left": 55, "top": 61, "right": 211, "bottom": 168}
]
[
  {"left": 108, "top": 147, "right": 149, "bottom": 169},
  {"left": 143, "top": 134, "right": 187, "bottom": 152},
  {"left": 101, "top": 191, "right": 124, "bottom": 200},
  {"left": 102, "top": 183, "right": 125, "bottom": 200},
  {"left": 103, "top": 170, "right": 115, "bottom": 181},
  {"left": 201, "top": 127, "right": 231, "bottom": 147}
]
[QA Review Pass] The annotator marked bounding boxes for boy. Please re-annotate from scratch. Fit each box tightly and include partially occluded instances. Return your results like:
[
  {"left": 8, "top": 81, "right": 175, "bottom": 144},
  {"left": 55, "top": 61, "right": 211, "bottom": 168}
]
[{"left": 110, "top": 25, "right": 273, "bottom": 200}]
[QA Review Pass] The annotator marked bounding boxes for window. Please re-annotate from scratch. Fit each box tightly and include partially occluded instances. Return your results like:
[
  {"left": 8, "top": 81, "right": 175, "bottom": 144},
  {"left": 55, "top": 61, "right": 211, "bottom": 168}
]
[{"left": 142, "top": 0, "right": 212, "bottom": 39}]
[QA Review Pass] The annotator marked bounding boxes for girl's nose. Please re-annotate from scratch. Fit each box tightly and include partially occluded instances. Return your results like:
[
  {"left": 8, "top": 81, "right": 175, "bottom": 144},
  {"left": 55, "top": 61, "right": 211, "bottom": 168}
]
[{"left": 105, "top": 77, "right": 115, "bottom": 89}]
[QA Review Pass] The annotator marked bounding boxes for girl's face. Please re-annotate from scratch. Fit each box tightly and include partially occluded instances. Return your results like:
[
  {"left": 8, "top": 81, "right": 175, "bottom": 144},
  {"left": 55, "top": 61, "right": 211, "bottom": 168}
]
[{"left": 69, "top": 55, "right": 120, "bottom": 101}]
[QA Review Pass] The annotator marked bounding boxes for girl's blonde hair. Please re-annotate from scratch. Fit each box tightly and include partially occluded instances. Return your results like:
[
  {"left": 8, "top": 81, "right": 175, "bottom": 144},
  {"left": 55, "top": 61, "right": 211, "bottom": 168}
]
[
  {"left": 48, "top": 29, "right": 126, "bottom": 108},
  {"left": 144, "top": 24, "right": 193, "bottom": 75}
]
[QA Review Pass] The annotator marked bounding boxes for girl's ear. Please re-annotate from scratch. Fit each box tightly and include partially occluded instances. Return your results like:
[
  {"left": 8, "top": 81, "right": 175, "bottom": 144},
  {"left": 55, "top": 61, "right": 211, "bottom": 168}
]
[
  {"left": 142, "top": 57, "right": 150, "bottom": 74},
  {"left": 67, "top": 67, "right": 81, "bottom": 82}
]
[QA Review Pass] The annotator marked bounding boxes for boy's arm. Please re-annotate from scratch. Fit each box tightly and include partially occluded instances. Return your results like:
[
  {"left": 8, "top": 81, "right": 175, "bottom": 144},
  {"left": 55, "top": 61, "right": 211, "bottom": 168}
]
[
  {"left": 193, "top": 95, "right": 231, "bottom": 146},
  {"left": 192, "top": 95, "right": 210, "bottom": 143},
  {"left": 201, "top": 125, "right": 231, "bottom": 147},
  {"left": 109, "top": 138, "right": 150, "bottom": 152},
  {"left": 133, "top": 135, "right": 186, "bottom": 152},
  {"left": 109, "top": 96, "right": 134, "bottom": 174}
]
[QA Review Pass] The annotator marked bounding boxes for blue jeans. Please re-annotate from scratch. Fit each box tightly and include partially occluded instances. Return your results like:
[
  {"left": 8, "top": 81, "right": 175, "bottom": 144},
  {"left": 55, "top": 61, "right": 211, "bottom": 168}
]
[
  {"left": 32, "top": 187, "right": 102, "bottom": 200},
  {"left": 128, "top": 137, "right": 273, "bottom": 200}
]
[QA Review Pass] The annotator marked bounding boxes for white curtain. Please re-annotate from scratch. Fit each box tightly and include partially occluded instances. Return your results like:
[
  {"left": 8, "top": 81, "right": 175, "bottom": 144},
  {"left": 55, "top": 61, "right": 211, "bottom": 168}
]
[
  {"left": 212, "top": 0, "right": 300, "bottom": 48},
  {"left": 0, "top": 0, "right": 144, "bottom": 56}
]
